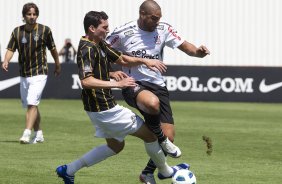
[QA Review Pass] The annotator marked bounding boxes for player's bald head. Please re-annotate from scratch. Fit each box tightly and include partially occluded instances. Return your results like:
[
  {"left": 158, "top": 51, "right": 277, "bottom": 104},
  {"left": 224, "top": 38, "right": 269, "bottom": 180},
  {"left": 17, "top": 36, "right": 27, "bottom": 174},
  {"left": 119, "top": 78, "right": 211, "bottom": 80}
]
[{"left": 139, "top": 0, "right": 161, "bottom": 14}]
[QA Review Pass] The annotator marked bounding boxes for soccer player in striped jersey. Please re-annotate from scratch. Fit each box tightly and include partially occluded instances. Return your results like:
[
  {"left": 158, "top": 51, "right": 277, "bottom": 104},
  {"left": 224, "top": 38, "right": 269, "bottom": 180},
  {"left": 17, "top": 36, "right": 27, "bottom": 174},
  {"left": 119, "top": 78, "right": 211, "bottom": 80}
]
[
  {"left": 1, "top": 3, "right": 61, "bottom": 144},
  {"left": 56, "top": 11, "right": 189, "bottom": 184},
  {"left": 106, "top": 0, "right": 210, "bottom": 183}
]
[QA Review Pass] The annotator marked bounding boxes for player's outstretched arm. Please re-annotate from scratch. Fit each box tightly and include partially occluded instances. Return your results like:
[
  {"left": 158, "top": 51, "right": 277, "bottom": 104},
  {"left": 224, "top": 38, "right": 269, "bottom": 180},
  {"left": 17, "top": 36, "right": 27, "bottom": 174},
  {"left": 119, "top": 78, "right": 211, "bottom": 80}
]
[
  {"left": 81, "top": 76, "right": 136, "bottom": 89},
  {"left": 178, "top": 41, "right": 210, "bottom": 58},
  {"left": 109, "top": 71, "right": 129, "bottom": 81},
  {"left": 117, "top": 55, "right": 167, "bottom": 73}
]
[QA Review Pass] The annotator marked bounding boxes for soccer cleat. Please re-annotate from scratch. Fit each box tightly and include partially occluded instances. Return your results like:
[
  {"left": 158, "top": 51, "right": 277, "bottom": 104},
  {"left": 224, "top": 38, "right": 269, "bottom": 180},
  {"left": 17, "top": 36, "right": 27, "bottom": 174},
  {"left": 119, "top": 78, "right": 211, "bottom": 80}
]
[
  {"left": 160, "top": 138, "right": 181, "bottom": 158},
  {"left": 157, "top": 163, "right": 190, "bottom": 180},
  {"left": 30, "top": 135, "right": 44, "bottom": 144},
  {"left": 139, "top": 173, "right": 156, "bottom": 184},
  {"left": 56, "top": 165, "right": 75, "bottom": 184},
  {"left": 19, "top": 133, "right": 31, "bottom": 144}
]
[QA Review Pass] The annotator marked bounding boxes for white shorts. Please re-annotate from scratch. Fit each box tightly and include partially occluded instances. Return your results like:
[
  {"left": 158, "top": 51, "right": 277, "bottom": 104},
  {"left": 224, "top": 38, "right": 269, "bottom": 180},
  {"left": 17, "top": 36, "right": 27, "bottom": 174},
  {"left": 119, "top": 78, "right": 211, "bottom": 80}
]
[
  {"left": 86, "top": 104, "right": 144, "bottom": 142},
  {"left": 20, "top": 75, "right": 47, "bottom": 108}
]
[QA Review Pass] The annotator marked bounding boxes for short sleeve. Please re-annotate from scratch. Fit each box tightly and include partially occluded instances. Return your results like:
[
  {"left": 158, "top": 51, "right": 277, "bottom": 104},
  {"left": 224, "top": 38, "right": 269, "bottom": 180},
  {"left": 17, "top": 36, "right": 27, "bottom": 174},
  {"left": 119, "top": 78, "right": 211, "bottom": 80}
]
[
  {"left": 106, "top": 32, "right": 122, "bottom": 50},
  {"left": 7, "top": 31, "right": 17, "bottom": 52},
  {"left": 77, "top": 46, "right": 95, "bottom": 79},
  {"left": 104, "top": 43, "right": 122, "bottom": 63},
  {"left": 45, "top": 27, "right": 56, "bottom": 50},
  {"left": 165, "top": 25, "right": 184, "bottom": 49}
]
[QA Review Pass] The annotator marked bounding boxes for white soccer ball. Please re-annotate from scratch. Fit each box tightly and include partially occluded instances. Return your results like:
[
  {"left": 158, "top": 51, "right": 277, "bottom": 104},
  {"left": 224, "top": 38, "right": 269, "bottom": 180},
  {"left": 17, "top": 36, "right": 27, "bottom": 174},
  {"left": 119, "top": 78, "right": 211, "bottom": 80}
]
[{"left": 171, "top": 169, "right": 197, "bottom": 184}]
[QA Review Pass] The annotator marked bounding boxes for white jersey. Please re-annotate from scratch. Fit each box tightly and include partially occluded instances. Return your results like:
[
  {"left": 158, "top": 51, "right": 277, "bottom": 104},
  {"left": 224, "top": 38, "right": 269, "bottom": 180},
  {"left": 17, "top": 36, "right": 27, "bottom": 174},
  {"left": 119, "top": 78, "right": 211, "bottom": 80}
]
[{"left": 106, "top": 20, "right": 184, "bottom": 86}]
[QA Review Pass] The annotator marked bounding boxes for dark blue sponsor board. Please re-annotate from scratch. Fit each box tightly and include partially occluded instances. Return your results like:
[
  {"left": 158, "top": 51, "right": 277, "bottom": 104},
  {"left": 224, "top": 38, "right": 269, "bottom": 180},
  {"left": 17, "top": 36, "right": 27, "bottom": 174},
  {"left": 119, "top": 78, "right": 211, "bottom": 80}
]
[{"left": 1, "top": 63, "right": 282, "bottom": 102}]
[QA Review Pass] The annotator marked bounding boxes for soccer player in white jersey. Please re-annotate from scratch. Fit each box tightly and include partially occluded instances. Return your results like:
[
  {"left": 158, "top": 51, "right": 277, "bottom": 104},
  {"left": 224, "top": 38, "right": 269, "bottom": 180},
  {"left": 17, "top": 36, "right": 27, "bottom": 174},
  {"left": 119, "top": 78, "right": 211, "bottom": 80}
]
[{"left": 106, "top": 1, "right": 210, "bottom": 183}]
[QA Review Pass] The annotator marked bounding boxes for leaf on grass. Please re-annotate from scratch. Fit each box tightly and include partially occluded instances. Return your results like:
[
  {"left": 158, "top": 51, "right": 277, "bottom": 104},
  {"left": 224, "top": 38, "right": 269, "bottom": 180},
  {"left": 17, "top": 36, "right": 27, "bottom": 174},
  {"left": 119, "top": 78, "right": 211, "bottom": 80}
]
[{"left": 202, "top": 135, "right": 213, "bottom": 155}]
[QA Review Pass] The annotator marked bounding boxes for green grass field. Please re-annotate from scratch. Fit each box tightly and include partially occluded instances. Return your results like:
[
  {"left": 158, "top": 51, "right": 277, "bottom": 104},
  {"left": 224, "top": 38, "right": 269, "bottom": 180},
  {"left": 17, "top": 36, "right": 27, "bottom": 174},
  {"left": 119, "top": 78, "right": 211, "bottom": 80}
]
[{"left": 0, "top": 99, "right": 282, "bottom": 184}]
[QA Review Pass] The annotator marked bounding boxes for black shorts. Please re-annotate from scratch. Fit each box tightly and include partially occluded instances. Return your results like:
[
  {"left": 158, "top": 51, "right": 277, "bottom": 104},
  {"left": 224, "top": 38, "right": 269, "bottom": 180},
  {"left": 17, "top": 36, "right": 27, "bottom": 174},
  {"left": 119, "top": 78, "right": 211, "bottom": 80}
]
[{"left": 122, "top": 81, "right": 174, "bottom": 124}]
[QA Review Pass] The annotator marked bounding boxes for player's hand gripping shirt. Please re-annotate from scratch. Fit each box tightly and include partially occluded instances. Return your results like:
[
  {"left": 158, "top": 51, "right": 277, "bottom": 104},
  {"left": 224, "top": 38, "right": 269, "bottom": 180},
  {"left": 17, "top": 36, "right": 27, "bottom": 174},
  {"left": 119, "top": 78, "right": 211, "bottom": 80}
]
[{"left": 106, "top": 20, "right": 184, "bottom": 87}]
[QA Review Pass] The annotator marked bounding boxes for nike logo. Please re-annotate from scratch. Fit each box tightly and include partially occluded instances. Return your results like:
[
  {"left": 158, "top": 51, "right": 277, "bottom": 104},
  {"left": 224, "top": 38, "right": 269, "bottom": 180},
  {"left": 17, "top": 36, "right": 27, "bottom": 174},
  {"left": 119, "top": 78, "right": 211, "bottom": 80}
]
[
  {"left": 259, "top": 79, "right": 282, "bottom": 93},
  {"left": 169, "top": 151, "right": 179, "bottom": 157},
  {"left": 0, "top": 77, "right": 20, "bottom": 91}
]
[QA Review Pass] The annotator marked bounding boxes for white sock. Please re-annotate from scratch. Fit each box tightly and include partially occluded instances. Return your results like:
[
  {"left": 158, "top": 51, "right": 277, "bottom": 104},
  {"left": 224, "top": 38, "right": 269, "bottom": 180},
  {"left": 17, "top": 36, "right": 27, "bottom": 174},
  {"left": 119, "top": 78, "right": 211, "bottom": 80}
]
[
  {"left": 66, "top": 145, "right": 116, "bottom": 176},
  {"left": 23, "top": 129, "right": 31, "bottom": 135},
  {"left": 144, "top": 141, "right": 173, "bottom": 177},
  {"left": 34, "top": 130, "right": 43, "bottom": 137}
]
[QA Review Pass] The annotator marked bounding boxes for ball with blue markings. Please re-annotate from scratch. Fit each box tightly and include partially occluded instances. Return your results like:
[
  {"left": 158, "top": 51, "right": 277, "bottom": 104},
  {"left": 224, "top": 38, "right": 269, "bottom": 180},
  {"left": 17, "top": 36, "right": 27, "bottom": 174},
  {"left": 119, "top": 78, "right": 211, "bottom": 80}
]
[{"left": 171, "top": 169, "right": 196, "bottom": 184}]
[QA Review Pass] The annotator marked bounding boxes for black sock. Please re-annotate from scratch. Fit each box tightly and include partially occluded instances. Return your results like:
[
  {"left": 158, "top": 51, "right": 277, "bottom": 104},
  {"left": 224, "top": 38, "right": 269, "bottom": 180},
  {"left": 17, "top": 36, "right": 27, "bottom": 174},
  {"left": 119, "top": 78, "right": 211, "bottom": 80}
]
[
  {"left": 142, "top": 159, "right": 156, "bottom": 174},
  {"left": 142, "top": 112, "right": 167, "bottom": 143}
]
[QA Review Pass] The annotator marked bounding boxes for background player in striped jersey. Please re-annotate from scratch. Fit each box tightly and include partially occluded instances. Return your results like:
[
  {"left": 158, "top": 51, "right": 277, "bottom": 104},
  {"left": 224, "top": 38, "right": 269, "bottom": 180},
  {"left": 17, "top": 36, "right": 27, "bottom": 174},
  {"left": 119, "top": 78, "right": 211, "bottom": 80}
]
[
  {"left": 1, "top": 3, "right": 61, "bottom": 144},
  {"left": 106, "top": 0, "right": 210, "bottom": 183},
  {"left": 56, "top": 11, "right": 189, "bottom": 184}
]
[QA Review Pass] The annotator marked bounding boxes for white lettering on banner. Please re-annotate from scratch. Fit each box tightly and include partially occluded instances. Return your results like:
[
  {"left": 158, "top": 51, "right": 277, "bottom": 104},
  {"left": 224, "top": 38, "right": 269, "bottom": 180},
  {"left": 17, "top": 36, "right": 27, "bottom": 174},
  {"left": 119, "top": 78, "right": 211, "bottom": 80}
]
[
  {"left": 207, "top": 78, "right": 221, "bottom": 92},
  {"left": 191, "top": 77, "right": 203, "bottom": 92},
  {"left": 71, "top": 74, "right": 254, "bottom": 93},
  {"left": 165, "top": 76, "right": 254, "bottom": 93},
  {"left": 234, "top": 78, "right": 254, "bottom": 93},
  {"left": 165, "top": 76, "right": 177, "bottom": 91},
  {"left": 72, "top": 74, "right": 82, "bottom": 89}
]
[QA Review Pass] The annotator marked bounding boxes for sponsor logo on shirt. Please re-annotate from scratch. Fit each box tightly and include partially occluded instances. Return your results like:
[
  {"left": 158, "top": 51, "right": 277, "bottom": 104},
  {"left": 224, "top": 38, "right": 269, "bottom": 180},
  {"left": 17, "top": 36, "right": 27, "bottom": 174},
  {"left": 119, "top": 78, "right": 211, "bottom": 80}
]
[
  {"left": 132, "top": 49, "right": 159, "bottom": 59},
  {"left": 157, "top": 25, "right": 164, "bottom": 30},
  {"left": 109, "top": 35, "right": 119, "bottom": 46},
  {"left": 124, "top": 30, "right": 134, "bottom": 36},
  {"left": 130, "top": 38, "right": 138, "bottom": 44},
  {"left": 168, "top": 26, "right": 181, "bottom": 40}
]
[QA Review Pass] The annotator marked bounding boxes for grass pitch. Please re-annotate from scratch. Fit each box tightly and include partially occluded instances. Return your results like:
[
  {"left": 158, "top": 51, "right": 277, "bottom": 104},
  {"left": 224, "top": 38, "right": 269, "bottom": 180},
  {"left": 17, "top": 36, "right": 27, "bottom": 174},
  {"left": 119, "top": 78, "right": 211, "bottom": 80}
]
[{"left": 0, "top": 99, "right": 282, "bottom": 184}]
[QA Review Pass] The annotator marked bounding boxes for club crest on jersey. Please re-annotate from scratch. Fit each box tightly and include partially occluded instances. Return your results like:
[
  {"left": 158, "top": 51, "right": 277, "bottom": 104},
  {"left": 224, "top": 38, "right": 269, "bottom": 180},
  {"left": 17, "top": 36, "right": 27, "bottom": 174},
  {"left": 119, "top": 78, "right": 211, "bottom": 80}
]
[
  {"left": 124, "top": 30, "right": 134, "bottom": 36},
  {"left": 33, "top": 34, "right": 39, "bottom": 41},
  {"left": 83, "top": 65, "right": 92, "bottom": 73},
  {"left": 21, "top": 37, "right": 27, "bottom": 44},
  {"left": 100, "top": 50, "right": 106, "bottom": 57},
  {"left": 154, "top": 35, "right": 161, "bottom": 45}
]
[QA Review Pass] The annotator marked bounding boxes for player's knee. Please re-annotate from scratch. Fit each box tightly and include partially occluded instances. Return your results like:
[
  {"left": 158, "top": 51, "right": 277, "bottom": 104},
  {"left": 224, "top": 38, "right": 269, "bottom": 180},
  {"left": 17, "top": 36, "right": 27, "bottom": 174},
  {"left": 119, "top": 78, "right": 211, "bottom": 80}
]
[
  {"left": 137, "top": 94, "right": 160, "bottom": 114},
  {"left": 107, "top": 141, "right": 124, "bottom": 154},
  {"left": 27, "top": 105, "right": 38, "bottom": 110},
  {"left": 146, "top": 98, "right": 160, "bottom": 114}
]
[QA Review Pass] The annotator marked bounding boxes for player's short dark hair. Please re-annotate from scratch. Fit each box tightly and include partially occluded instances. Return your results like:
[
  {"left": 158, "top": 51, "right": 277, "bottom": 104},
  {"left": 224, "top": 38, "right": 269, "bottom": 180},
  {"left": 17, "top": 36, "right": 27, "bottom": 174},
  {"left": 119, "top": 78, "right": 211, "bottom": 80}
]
[
  {"left": 84, "top": 11, "right": 108, "bottom": 34},
  {"left": 22, "top": 2, "right": 39, "bottom": 17}
]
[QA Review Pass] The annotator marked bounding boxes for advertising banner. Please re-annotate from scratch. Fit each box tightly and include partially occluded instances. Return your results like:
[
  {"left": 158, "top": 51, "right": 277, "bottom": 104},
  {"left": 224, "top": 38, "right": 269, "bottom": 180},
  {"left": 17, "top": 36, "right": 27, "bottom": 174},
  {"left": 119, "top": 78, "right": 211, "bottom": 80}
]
[{"left": 1, "top": 63, "right": 281, "bottom": 102}]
